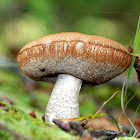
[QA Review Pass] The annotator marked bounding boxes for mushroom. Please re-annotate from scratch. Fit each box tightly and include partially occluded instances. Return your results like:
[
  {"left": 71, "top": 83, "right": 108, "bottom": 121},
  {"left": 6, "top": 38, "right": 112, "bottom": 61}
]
[{"left": 17, "top": 32, "right": 132, "bottom": 123}]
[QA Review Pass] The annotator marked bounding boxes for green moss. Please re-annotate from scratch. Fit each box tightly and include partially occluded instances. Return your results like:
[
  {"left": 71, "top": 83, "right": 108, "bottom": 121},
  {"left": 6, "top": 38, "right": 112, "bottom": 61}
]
[
  {"left": 0, "top": 102, "right": 77, "bottom": 140},
  {"left": 0, "top": 129, "right": 14, "bottom": 140},
  {"left": 114, "top": 137, "right": 139, "bottom": 140}
]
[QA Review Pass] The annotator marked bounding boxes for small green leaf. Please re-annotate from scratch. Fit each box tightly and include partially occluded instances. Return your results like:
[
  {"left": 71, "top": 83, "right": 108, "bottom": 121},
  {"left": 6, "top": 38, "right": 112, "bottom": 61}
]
[
  {"left": 60, "top": 113, "right": 106, "bottom": 122},
  {"left": 60, "top": 113, "right": 120, "bottom": 131}
]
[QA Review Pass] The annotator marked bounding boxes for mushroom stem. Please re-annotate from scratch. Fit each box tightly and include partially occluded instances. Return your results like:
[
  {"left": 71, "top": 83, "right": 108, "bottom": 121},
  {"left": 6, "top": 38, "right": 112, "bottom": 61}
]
[{"left": 45, "top": 74, "right": 82, "bottom": 123}]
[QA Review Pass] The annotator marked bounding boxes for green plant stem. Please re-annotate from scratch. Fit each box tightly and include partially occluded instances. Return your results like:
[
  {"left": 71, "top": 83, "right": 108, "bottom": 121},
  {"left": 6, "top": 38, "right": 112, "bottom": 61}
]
[
  {"left": 129, "top": 104, "right": 140, "bottom": 136},
  {"left": 124, "top": 15, "right": 140, "bottom": 106}
]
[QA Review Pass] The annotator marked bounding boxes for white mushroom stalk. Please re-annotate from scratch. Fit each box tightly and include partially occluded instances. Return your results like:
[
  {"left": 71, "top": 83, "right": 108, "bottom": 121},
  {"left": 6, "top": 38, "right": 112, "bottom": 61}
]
[{"left": 45, "top": 74, "right": 82, "bottom": 123}]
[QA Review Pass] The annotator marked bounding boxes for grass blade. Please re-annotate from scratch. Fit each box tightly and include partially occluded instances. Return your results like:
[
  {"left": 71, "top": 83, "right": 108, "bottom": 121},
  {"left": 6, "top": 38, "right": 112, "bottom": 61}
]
[
  {"left": 128, "top": 15, "right": 140, "bottom": 79},
  {"left": 107, "top": 114, "right": 121, "bottom": 132},
  {"left": 124, "top": 15, "right": 140, "bottom": 105},
  {"left": 129, "top": 104, "right": 140, "bottom": 137}
]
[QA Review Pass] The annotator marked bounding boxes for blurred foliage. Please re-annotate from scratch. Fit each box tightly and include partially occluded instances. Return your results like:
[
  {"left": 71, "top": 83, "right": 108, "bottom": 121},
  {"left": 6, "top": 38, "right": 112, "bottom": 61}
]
[
  {"left": 0, "top": 0, "right": 140, "bottom": 139},
  {"left": 114, "top": 137, "right": 139, "bottom": 140},
  {"left": 0, "top": 0, "right": 140, "bottom": 57}
]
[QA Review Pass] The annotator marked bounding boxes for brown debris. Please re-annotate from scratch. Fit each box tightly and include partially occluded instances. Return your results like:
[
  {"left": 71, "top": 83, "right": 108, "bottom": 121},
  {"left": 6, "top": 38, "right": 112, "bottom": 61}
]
[
  {"left": 42, "top": 115, "right": 45, "bottom": 122},
  {"left": 0, "top": 97, "right": 14, "bottom": 106},
  {"left": 53, "top": 119, "right": 128, "bottom": 140},
  {"left": 28, "top": 110, "right": 36, "bottom": 119}
]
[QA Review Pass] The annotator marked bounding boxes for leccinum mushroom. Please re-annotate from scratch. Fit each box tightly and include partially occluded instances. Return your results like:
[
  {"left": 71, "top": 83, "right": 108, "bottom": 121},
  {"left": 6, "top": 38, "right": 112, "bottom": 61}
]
[{"left": 17, "top": 32, "right": 132, "bottom": 123}]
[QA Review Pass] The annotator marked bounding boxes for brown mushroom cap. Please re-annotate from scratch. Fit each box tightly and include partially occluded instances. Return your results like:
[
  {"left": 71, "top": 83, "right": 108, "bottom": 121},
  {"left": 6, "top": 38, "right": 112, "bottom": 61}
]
[{"left": 17, "top": 32, "right": 132, "bottom": 85}]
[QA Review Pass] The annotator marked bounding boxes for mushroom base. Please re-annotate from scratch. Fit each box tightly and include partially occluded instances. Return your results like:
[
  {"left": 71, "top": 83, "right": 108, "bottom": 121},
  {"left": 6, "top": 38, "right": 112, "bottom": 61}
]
[{"left": 45, "top": 74, "right": 82, "bottom": 124}]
